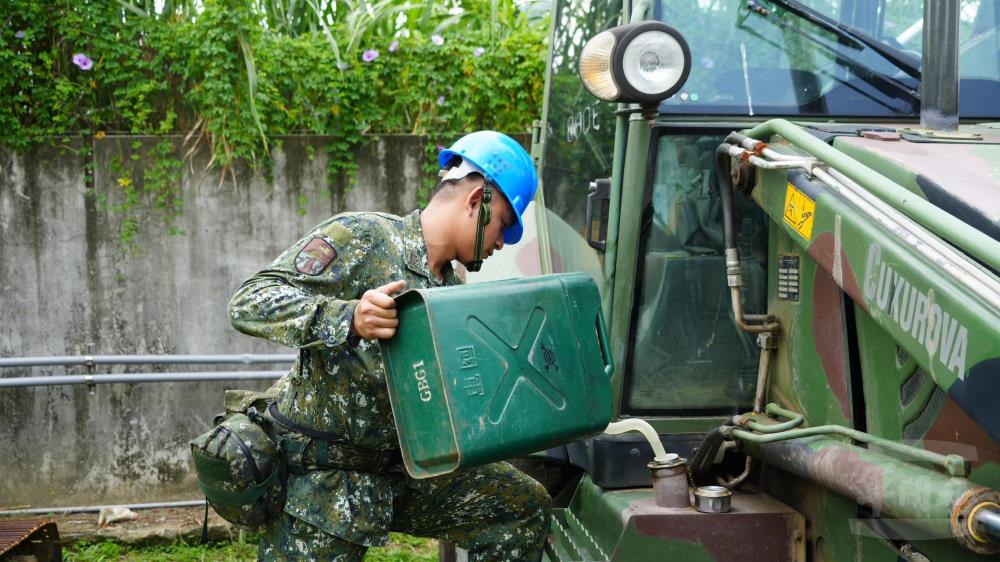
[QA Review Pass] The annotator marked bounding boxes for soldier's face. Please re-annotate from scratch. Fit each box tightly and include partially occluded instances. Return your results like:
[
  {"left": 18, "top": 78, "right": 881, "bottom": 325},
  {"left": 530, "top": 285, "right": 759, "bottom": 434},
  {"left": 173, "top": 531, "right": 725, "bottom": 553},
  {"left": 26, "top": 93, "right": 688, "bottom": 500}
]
[
  {"left": 458, "top": 185, "right": 514, "bottom": 264},
  {"left": 484, "top": 193, "right": 514, "bottom": 259}
]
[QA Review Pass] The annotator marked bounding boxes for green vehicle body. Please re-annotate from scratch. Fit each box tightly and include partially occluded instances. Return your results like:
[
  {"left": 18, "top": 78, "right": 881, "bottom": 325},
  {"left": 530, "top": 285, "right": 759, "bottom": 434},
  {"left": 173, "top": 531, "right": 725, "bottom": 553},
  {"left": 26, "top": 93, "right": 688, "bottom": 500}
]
[{"left": 527, "top": 0, "right": 1000, "bottom": 560}]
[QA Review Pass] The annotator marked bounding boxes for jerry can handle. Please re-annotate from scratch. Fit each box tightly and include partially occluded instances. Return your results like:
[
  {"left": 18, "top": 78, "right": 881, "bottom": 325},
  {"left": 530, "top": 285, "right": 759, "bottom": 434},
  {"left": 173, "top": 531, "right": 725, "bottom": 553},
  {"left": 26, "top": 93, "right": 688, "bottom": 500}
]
[{"left": 596, "top": 311, "right": 615, "bottom": 377}]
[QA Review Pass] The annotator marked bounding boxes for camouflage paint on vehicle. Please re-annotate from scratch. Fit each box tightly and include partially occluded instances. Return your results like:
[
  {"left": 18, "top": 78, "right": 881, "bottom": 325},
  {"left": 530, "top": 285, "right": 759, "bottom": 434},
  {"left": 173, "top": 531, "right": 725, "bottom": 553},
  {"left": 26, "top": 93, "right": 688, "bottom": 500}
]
[
  {"left": 533, "top": 0, "right": 1000, "bottom": 558},
  {"left": 745, "top": 125, "right": 1000, "bottom": 404},
  {"left": 546, "top": 475, "right": 805, "bottom": 561},
  {"left": 739, "top": 119, "right": 1000, "bottom": 559}
]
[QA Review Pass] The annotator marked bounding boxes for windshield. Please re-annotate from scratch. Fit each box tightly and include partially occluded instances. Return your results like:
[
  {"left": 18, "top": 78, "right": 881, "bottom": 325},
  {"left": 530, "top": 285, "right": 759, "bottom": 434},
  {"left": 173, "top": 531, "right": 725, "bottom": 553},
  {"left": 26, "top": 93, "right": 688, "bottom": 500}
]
[{"left": 656, "top": 0, "right": 1000, "bottom": 118}]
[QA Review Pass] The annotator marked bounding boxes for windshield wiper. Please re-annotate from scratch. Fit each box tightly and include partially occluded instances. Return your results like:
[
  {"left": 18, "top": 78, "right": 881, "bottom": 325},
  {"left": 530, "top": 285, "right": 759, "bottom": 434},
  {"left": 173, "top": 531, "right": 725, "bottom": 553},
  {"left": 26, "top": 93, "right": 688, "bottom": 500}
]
[
  {"left": 744, "top": 0, "right": 920, "bottom": 102},
  {"left": 736, "top": 23, "right": 916, "bottom": 113},
  {"left": 757, "top": 0, "right": 921, "bottom": 80}
]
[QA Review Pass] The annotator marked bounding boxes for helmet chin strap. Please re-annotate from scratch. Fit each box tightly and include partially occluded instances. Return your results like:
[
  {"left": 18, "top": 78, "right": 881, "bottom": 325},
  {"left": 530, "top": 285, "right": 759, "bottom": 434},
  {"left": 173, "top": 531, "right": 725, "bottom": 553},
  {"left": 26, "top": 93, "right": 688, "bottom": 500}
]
[{"left": 466, "top": 183, "right": 493, "bottom": 273}]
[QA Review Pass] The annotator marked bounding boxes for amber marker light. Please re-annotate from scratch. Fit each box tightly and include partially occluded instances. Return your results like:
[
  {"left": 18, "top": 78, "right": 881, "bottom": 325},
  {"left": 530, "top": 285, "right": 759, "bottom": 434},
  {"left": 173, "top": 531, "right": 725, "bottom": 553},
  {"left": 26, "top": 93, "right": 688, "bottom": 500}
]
[{"left": 579, "top": 31, "right": 619, "bottom": 101}]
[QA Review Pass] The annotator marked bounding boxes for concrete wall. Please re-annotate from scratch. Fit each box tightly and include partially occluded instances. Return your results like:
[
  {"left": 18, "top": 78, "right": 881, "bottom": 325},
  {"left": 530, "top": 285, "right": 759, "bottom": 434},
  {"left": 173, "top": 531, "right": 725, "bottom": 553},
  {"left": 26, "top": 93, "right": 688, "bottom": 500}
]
[{"left": 0, "top": 135, "right": 463, "bottom": 508}]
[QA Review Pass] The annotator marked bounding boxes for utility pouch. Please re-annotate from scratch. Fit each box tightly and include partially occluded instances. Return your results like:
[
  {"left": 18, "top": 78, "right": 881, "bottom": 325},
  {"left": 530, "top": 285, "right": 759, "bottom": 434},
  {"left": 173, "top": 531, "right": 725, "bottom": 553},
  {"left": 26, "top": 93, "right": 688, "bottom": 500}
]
[
  {"left": 190, "top": 390, "right": 287, "bottom": 531},
  {"left": 268, "top": 402, "right": 401, "bottom": 474}
]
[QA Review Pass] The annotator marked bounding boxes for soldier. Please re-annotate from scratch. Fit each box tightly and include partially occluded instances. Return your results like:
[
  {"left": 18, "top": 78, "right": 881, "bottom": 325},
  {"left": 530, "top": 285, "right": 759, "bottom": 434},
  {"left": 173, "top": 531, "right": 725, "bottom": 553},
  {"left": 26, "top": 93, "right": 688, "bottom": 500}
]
[{"left": 228, "top": 131, "right": 551, "bottom": 561}]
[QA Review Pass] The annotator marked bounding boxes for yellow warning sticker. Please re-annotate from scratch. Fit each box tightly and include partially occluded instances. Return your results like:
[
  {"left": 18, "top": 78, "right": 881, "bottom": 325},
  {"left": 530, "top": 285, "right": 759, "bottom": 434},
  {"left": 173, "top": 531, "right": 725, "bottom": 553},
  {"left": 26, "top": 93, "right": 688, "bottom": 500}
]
[{"left": 783, "top": 183, "right": 816, "bottom": 240}]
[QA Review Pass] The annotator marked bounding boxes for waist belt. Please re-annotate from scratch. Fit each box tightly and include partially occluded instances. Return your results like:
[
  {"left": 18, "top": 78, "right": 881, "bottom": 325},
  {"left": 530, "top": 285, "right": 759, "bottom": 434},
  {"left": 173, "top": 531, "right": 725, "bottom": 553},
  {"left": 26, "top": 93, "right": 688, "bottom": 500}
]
[{"left": 267, "top": 402, "right": 401, "bottom": 474}]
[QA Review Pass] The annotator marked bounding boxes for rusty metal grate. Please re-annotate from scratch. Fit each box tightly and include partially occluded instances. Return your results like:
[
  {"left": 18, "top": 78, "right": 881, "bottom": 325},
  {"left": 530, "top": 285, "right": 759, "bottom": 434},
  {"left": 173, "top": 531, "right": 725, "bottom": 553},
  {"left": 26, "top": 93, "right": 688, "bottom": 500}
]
[
  {"left": 903, "top": 386, "right": 948, "bottom": 442},
  {"left": 0, "top": 518, "right": 61, "bottom": 559},
  {"left": 899, "top": 367, "right": 929, "bottom": 408}
]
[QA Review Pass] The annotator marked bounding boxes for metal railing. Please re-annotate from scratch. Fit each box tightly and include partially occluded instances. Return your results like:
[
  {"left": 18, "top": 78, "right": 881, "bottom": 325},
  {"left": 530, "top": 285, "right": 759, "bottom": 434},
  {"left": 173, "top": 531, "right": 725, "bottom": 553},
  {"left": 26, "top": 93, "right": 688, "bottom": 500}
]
[
  {"left": 0, "top": 500, "right": 206, "bottom": 517},
  {"left": 0, "top": 353, "right": 295, "bottom": 368},
  {"left": 0, "top": 353, "right": 296, "bottom": 514},
  {"left": 0, "top": 353, "right": 294, "bottom": 388}
]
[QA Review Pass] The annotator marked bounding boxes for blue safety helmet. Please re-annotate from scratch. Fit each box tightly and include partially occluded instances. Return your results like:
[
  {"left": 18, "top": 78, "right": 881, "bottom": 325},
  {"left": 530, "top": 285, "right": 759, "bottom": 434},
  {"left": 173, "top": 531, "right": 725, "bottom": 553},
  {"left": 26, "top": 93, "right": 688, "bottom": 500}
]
[{"left": 438, "top": 131, "right": 538, "bottom": 245}]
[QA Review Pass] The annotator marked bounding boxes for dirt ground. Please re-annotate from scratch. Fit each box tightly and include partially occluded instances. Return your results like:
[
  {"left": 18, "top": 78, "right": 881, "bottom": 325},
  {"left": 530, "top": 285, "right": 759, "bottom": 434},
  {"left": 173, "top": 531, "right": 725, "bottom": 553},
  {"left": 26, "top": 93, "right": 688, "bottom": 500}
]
[{"left": 3, "top": 505, "right": 240, "bottom": 547}]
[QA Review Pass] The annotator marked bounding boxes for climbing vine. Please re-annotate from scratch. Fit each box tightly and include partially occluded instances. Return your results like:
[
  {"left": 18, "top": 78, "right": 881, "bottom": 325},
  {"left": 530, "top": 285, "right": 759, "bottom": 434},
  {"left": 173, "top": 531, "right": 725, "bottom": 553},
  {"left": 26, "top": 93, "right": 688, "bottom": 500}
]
[{"left": 1, "top": 0, "right": 548, "bottom": 243}]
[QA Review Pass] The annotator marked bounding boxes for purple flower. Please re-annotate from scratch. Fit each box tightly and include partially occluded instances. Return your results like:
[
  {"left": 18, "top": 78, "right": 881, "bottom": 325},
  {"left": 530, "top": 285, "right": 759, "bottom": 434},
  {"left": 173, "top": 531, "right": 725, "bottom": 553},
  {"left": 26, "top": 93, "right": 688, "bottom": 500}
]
[
  {"left": 72, "top": 53, "right": 93, "bottom": 70},
  {"left": 15, "top": 30, "right": 26, "bottom": 39},
  {"left": 362, "top": 49, "right": 379, "bottom": 62},
  {"left": 389, "top": 40, "right": 399, "bottom": 53},
  {"left": 473, "top": 47, "right": 485, "bottom": 57},
  {"left": 436, "top": 144, "right": 446, "bottom": 151},
  {"left": 436, "top": 95, "right": 445, "bottom": 106},
  {"left": 431, "top": 34, "right": 444, "bottom": 46}
]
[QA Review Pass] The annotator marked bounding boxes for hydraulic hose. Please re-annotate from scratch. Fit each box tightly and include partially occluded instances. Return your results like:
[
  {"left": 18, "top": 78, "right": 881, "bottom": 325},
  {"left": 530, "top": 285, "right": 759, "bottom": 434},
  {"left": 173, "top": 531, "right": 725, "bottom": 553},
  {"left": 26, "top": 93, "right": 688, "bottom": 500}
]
[
  {"left": 690, "top": 403, "right": 801, "bottom": 483},
  {"left": 715, "top": 139, "right": 779, "bottom": 333},
  {"left": 715, "top": 136, "right": 741, "bottom": 252},
  {"left": 689, "top": 426, "right": 729, "bottom": 477}
]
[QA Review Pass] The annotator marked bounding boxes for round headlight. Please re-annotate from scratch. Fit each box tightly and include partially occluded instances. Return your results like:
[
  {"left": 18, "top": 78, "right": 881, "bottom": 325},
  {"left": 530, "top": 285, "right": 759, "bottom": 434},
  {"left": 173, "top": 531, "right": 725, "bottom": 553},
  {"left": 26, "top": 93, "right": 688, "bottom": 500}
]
[
  {"left": 621, "top": 30, "right": 687, "bottom": 95},
  {"left": 578, "top": 21, "right": 691, "bottom": 105}
]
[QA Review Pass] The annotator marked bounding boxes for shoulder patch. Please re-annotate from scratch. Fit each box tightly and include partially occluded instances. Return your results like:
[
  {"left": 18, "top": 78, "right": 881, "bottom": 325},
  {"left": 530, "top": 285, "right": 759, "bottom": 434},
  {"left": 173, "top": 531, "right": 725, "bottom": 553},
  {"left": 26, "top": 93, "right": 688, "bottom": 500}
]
[
  {"left": 322, "top": 222, "right": 354, "bottom": 247},
  {"left": 295, "top": 238, "right": 337, "bottom": 275}
]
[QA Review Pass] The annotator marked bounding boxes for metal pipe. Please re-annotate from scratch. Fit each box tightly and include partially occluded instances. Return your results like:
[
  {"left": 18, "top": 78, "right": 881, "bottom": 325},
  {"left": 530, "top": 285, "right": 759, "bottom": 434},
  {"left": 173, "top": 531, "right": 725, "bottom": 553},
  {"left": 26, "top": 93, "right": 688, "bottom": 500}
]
[
  {"left": 722, "top": 132, "right": 1000, "bottom": 401},
  {"left": 816, "top": 167, "right": 1000, "bottom": 312},
  {"left": 921, "top": 0, "right": 960, "bottom": 131},
  {"left": 718, "top": 142, "right": 1000, "bottom": 313},
  {"left": 746, "top": 403, "right": 805, "bottom": 433},
  {"left": 731, "top": 406, "right": 969, "bottom": 477},
  {"left": 0, "top": 499, "right": 205, "bottom": 516},
  {"left": 629, "top": 0, "right": 651, "bottom": 22},
  {"left": 0, "top": 370, "right": 285, "bottom": 388},
  {"left": 742, "top": 119, "right": 1000, "bottom": 272},
  {"left": 602, "top": 0, "right": 650, "bottom": 321},
  {"left": 724, "top": 142, "right": 820, "bottom": 169},
  {"left": 716, "top": 456, "right": 753, "bottom": 489},
  {"left": 746, "top": 154, "right": 817, "bottom": 169},
  {"left": 975, "top": 508, "right": 1000, "bottom": 543},
  {"left": 729, "top": 288, "right": 780, "bottom": 333},
  {"left": 760, "top": 147, "right": 803, "bottom": 162},
  {"left": 0, "top": 354, "right": 296, "bottom": 368},
  {"left": 752, "top": 334, "right": 776, "bottom": 412},
  {"left": 739, "top": 135, "right": 808, "bottom": 162},
  {"left": 602, "top": 109, "right": 628, "bottom": 325}
]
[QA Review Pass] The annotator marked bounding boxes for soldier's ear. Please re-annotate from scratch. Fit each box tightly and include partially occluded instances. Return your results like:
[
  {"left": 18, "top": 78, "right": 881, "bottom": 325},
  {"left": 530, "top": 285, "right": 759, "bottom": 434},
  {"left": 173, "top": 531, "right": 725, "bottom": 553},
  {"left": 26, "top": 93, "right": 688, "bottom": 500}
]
[
  {"left": 461, "top": 186, "right": 483, "bottom": 217},
  {"left": 464, "top": 185, "right": 485, "bottom": 216}
]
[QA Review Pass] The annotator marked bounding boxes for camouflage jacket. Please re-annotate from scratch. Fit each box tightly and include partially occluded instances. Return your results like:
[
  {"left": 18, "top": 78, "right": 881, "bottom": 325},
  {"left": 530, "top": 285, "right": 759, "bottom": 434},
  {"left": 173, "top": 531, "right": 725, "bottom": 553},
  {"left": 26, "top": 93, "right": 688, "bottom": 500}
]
[{"left": 228, "top": 210, "right": 460, "bottom": 545}]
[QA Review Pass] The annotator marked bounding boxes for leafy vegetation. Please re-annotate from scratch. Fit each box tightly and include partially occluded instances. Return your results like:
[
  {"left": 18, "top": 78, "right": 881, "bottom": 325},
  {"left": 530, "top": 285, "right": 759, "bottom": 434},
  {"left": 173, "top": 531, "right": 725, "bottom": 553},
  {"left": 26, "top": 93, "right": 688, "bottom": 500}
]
[
  {"left": 64, "top": 532, "right": 436, "bottom": 561},
  {"left": 2, "top": 0, "right": 548, "bottom": 241}
]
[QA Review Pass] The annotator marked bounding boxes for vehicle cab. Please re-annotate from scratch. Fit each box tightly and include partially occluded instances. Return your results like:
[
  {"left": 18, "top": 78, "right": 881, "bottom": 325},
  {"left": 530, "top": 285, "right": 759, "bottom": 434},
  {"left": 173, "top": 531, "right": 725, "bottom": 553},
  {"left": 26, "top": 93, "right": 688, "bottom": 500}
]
[{"left": 532, "top": 1, "right": 1000, "bottom": 560}]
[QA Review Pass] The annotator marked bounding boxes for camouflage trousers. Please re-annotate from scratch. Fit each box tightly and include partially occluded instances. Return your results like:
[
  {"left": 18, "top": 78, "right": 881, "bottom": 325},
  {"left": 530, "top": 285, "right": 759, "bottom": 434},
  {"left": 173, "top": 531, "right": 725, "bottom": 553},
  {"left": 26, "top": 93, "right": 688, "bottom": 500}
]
[{"left": 258, "top": 461, "right": 552, "bottom": 562}]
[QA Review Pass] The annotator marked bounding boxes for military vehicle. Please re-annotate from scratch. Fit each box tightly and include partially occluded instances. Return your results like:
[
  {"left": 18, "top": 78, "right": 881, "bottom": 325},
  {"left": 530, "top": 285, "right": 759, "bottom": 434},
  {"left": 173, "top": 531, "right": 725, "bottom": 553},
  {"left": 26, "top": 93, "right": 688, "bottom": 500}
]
[{"left": 524, "top": 0, "right": 1000, "bottom": 560}]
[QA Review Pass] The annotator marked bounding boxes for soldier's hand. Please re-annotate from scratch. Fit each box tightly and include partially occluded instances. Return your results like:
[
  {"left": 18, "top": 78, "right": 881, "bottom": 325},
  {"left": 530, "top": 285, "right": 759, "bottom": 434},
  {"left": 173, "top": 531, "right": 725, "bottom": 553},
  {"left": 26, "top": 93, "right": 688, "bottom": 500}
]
[{"left": 353, "top": 280, "right": 407, "bottom": 339}]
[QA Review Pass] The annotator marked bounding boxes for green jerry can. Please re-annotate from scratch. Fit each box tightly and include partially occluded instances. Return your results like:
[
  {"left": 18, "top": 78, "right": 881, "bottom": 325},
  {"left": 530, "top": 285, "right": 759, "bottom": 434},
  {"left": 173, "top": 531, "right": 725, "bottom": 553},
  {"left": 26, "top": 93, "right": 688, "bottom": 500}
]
[{"left": 379, "top": 272, "right": 614, "bottom": 479}]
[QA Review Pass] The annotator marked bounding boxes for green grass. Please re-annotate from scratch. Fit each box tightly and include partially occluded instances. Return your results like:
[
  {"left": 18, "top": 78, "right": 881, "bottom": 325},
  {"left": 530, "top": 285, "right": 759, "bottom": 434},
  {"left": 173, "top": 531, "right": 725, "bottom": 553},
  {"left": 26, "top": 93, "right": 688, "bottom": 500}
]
[{"left": 64, "top": 533, "right": 437, "bottom": 561}]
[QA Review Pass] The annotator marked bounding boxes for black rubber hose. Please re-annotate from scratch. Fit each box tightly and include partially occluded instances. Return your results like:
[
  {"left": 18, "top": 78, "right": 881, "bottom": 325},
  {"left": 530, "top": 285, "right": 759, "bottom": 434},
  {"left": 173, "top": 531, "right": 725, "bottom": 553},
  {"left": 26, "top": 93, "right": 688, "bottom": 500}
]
[
  {"left": 689, "top": 426, "right": 727, "bottom": 477},
  {"left": 715, "top": 139, "right": 740, "bottom": 253}
]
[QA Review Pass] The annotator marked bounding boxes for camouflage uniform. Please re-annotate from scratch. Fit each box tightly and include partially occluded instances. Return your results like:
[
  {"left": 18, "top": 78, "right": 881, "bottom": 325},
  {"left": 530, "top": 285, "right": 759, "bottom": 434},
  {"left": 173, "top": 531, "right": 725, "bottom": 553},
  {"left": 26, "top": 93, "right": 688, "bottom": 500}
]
[{"left": 229, "top": 210, "right": 552, "bottom": 561}]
